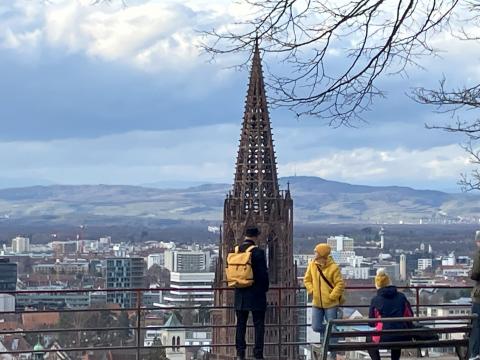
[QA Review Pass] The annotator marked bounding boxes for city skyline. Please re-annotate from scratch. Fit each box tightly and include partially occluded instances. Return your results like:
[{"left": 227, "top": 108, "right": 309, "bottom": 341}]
[{"left": 1, "top": 2, "right": 479, "bottom": 358}]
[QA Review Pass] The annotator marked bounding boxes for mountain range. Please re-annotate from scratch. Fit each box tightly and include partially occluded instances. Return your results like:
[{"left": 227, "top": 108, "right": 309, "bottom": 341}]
[{"left": 0, "top": 176, "right": 478, "bottom": 224}]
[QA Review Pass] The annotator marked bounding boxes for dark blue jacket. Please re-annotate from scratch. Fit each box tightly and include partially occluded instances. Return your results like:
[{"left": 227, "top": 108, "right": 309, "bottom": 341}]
[
  {"left": 471, "top": 250, "right": 480, "bottom": 303},
  {"left": 369, "top": 286, "right": 413, "bottom": 342},
  {"left": 234, "top": 240, "right": 269, "bottom": 311}
]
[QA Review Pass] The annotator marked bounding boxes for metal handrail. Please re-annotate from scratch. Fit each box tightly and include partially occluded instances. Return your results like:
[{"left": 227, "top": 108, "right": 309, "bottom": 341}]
[
  {"left": 7, "top": 284, "right": 474, "bottom": 294},
  {"left": 0, "top": 285, "right": 475, "bottom": 358}
]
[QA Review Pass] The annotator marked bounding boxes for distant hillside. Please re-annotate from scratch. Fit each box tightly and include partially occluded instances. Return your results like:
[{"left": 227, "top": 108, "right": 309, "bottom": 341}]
[
  {"left": 279, "top": 177, "right": 473, "bottom": 223},
  {"left": 0, "top": 176, "right": 478, "bottom": 224}
]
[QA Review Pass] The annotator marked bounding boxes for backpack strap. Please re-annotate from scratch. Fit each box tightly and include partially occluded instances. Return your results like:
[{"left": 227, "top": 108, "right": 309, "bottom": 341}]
[
  {"left": 246, "top": 245, "right": 257, "bottom": 253},
  {"left": 234, "top": 246, "right": 240, "bottom": 253},
  {"left": 316, "top": 264, "right": 334, "bottom": 289}
]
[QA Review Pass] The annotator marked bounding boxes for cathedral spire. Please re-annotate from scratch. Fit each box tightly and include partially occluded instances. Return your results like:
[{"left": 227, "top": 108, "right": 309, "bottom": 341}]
[
  {"left": 213, "top": 40, "right": 297, "bottom": 360},
  {"left": 233, "top": 40, "right": 279, "bottom": 217}
]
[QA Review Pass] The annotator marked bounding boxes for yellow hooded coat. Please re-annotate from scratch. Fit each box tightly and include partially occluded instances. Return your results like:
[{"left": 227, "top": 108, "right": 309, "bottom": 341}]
[{"left": 303, "top": 256, "right": 345, "bottom": 309}]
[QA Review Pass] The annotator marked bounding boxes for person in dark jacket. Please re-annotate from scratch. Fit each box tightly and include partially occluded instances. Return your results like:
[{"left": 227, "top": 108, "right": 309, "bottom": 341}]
[
  {"left": 234, "top": 226, "right": 269, "bottom": 360},
  {"left": 468, "top": 231, "right": 480, "bottom": 360},
  {"left": 368, "top": 268, "right": 414, "bottom": 360}
]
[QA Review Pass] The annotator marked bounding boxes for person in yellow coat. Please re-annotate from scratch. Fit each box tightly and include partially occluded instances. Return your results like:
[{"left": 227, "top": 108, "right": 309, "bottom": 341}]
[{"left": 304, "top": 243, "right": 345, "bottom": 359}]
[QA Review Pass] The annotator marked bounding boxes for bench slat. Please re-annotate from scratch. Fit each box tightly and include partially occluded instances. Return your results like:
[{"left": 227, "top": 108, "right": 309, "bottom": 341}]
[
  {"left": 328, "top": 339, "right": 468, "bottom": 351},
  {"left": 330, "top": 326, "right": 471, "bottom": 338}
]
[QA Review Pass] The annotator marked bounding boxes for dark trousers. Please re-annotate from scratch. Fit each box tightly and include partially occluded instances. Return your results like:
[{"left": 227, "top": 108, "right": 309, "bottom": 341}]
[
  {"left": 368, "top": 349, "right": 401, "bottom": 360},
  {"left": 469, "top": 302, "right": 480, "bottom": 358},
  {"left": 235, "top": 310, "right": 265, "bottom": 359}
]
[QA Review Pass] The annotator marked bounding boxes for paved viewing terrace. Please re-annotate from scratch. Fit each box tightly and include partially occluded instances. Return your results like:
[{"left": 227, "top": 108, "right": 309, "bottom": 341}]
[{"left": 0, "top": 285, "right": 474, "bottom": 360}]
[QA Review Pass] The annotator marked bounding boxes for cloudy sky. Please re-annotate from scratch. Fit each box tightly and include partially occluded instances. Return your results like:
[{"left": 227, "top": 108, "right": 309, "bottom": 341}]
[{"left": 0, "top": 0, "right": 479, "bottom": 192}]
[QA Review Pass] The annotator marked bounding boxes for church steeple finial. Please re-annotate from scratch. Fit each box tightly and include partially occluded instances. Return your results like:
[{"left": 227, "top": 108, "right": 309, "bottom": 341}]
[
  {"left": 232, "top": 37, "right": 279, "bottom": 217},
  {"left": 252, "top": 36, "right": 261, "bottom": 71}
]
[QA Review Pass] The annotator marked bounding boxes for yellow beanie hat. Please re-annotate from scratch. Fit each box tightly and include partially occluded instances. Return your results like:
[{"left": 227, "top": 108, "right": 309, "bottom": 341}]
[
  {"left": 375, "top": 268, "right": 391, "bottom": 289},
  {"left": 314, "top": 243, "right": 331, "bottom": 257}
]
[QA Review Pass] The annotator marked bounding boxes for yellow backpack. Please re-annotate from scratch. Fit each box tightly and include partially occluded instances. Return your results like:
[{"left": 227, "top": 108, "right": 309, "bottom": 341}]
[{"left": 225, "top": 245, "right": 257, "bottom": 288}]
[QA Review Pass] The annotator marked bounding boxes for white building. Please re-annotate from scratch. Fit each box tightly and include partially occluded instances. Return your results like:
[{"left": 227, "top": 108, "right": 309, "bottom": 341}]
[
  {"left": 11, "top": 236, "right": 30, "bottom": 253},
  {"left": 99, "top": 236, "right": 111, "bottom": 245},
  {"left": 418, "top": 258, "right": 433, "bottom": 271},
  {"left": 112, "top": 244, "right": 128, "bottom": 258},
  {"left": 379, "top": 227, "right": 385, "bottom": 249},
  {"left": 442, "top": 267, "right": 470, "bottom": 278},
  {"left": 164, "top": 249, "right": 210, "bottom": 273},
  {"left": 341, "top": 266, "right": 370, "bottom": 280},
  {"left": 419, "top": 302, "right": 471, "bottom": 317},
  {"left": 81, "top": 240, "right": 99, "bottom": 253},
  {"left": 160, "top": 313, "right": 186, "bottom": 360},
  {"left": 147, "top": 253, "right": 165, "bottom": 269},
  {"left": 328, "top": 236, "right": 355, "bottom": 268},
  {"left": 331, "top": 251, "right": 356, "bottom": 266},
  {"left": 442, "top": 253, "right": 456, "bottom": 267},
  {"left": 400, "top": 254, "right": 407, "bottom": 281},
  {"left": 346, "top": 255, "right": 364, "bottom": 268},
  {"left": 144, "top": 314, "right": 207, "bottom": 358},
  {"left": 339, "top": 253, "right": 369, "bottom": 279},
  {"left": 33, "top": 259, "right": 89, "bottom": 275},
  {"left": 163, "top": 272, "right": 214, "bottom": 307},
  {"left": 327, "top": 235, "right": 354, "bottom": 252},
  {"left": 0, "top": 294, "right": 15, "bottom": 312}
]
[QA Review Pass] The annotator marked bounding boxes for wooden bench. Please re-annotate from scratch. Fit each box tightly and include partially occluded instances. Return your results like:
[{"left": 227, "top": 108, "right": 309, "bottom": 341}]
[{"left": 315, "top": 315, "right": 477, "bottom": 360}]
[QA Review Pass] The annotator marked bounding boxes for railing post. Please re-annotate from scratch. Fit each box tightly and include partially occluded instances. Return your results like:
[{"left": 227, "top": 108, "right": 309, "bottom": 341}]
[
  {"left": 415, "top": 287, "right": 421, "bottom": 358},
  {"left": 278, "top": 287, "right": 282, "bottom": 359},
  {"left": 415, "top": 287, "right": 420, "bottom": 317},
  {"left": 136, "top": 289, "right": 142, "bottom": 360},
  {"left": 321, "top": 321, "right": 333, "bottom": 360}
]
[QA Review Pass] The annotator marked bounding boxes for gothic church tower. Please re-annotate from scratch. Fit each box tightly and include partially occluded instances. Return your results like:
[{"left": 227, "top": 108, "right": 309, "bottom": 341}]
[{"left": 211, "top": 41, "right": 298, "bottom": 360}]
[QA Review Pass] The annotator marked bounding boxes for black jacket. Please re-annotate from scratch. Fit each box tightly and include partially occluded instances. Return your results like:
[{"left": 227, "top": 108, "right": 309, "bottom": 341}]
[
  {"left": 369, "top": 286, "right": 413, "bottom": 343},
  {"left": 471, "top": 250, "right": 480, "bottom": 303},
  {"left": 234, "top": 240, "right": 269, "bottom": 311}
]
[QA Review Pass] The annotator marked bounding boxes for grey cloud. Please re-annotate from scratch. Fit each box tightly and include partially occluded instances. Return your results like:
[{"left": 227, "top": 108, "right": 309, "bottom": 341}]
[
  {"left": 0, "top": 50, "right": 247, "bottom": 140},
  {"left": 0, "top": 125, "right": 470, "bottom": 192}
]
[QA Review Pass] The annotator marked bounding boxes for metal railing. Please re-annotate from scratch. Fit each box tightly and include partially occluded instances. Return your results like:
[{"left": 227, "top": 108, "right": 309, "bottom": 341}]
[{"left": 0, "top": 285, "right": 474, "bottom": 359}]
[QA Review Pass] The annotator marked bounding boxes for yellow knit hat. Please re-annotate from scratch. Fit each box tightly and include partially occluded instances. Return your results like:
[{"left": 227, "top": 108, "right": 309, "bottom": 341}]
[
  {"left": 314, "top": 243, "right": 331, "bottom": 257},
  {"left": 375, "top": 268, "right": 391, "bottom": 289}
]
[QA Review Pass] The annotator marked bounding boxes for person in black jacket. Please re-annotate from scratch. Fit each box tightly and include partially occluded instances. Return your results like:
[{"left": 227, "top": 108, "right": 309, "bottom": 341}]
[
  {"left": 368, "top": 268, "right": 414, "bottom": 360},
  {"left": 234, "top": 226, "right": 269, "bottom": 360},
  {"left": 468, "top": 230, "right": 480, "bottom": 360}
]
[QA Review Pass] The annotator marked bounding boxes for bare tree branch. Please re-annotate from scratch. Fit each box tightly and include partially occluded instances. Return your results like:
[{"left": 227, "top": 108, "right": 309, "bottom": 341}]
[
  {"left": 414, "top": 78, "right": 480, "bottom": 190},
  {"left": 201, "top": 0, "right": 459, "bottom": 126},
  {"left": 459, "top": 140, "right": 480, "bottom": 191}
]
